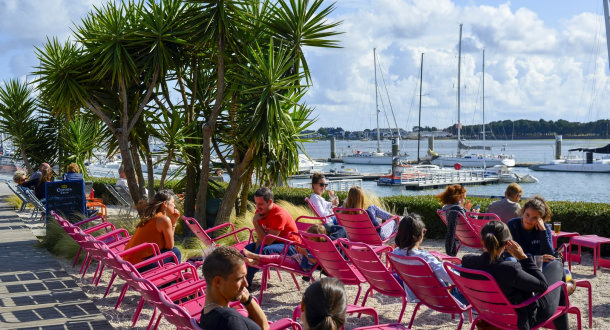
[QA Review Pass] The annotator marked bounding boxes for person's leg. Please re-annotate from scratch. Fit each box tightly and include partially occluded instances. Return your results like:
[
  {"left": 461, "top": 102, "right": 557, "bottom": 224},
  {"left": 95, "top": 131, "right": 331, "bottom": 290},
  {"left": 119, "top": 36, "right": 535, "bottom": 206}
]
[
  {"left": 160, "top": 246, "right": 182, "bottom": 264},
  {"left": 244, "top": 242, "right": 261, "bottom": 287},
  {"left": 535, "top": 260, "right": 568, "bottom": 330}
]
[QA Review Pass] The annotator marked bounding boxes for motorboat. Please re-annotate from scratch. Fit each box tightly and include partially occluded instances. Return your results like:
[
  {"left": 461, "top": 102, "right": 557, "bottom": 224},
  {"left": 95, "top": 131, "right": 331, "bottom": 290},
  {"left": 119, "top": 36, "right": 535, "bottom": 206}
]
[{"left": 298, "top": 154, "right": 327, "bottom": 173}]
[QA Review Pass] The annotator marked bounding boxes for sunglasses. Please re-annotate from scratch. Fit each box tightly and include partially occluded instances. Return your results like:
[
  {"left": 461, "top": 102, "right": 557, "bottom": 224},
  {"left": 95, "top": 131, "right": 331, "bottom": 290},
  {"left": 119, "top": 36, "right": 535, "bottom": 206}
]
[{"left": 317, "top": 183, "right": 329, "bottom": 187}]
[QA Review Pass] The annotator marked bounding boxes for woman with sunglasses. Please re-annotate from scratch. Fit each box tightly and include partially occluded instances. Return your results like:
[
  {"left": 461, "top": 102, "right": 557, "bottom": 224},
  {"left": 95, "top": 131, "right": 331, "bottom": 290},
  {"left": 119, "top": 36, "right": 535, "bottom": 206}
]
[
  {"left": 309, "top": 173, "right": 339, "bottom": 220},
  {"left": 393, "top": 214, "right": 467, "bottom": 305}
]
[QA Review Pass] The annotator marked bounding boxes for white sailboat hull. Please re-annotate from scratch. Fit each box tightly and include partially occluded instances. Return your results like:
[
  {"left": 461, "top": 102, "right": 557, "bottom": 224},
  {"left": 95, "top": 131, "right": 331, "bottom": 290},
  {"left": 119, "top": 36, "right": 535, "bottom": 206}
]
[
  {"left": 530, "top": 159, "right": 610, "bottom": 173},
  {"left": 431, "top": 155, "right": 515, "bottom": 167}
]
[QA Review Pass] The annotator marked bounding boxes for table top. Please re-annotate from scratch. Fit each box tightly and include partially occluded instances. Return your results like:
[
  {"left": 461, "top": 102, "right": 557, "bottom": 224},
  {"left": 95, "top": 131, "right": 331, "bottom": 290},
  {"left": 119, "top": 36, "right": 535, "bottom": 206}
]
[
  {"left": 570, "top": 234, "right": 610, "bottom": 245},
  {"left": 552, "top": 231, "right": 579, "bottom": 237}
]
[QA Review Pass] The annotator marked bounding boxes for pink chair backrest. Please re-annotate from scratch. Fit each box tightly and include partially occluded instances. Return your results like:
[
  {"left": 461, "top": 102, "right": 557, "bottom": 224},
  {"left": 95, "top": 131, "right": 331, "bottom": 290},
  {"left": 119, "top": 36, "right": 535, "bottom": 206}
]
[
  {"left": 437, "top": 209, "right": 448, "bottom": 226},
  {"left": 465, "top": 212, "right": 499, "bottom": 232},
  {"left": 339, "top": 239, "right": 404, "bottom": 297},
  {"left": 388, "top": 254, "right": 465, "bottom": 313},
  {"left": 334, "top": 207, "right": 383, "bottom": 246},
  {"left": 444, "top": 262, "right": 519, "bottom": 328},
  {"left": 305, "top": 197, "right": 321, "bottom": 217},
  {"left": 300, "top": 232, "right": 363, "bottom": 285},
  {"left": 129, "top": 272, "right": 200, "bottom": 329},
  {"left": 182, "top": 216, "right": 214, "bottom": 246},
  {"left": 454, "top": 211, "right": 484, "bottom": 249},
  {"left": 295, "top": 215, "right": 327, "bottom": 232}
]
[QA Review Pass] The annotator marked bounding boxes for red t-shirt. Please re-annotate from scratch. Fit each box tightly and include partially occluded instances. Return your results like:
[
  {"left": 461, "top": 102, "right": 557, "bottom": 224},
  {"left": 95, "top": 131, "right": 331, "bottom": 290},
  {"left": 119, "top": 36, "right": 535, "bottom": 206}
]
[{"left": 259, "top": 204, "right": 300, "bottom": 243}]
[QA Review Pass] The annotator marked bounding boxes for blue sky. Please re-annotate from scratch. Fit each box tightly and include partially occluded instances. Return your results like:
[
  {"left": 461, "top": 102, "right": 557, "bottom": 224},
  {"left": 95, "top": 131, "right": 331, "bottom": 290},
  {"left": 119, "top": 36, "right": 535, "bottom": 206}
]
[{"left": 1, "top": 0, "right": 609, "bottom": 131}]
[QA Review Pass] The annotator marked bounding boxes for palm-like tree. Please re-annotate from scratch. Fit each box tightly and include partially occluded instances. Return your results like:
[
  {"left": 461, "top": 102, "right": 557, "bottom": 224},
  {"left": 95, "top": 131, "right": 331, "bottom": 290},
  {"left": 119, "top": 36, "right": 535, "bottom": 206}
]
[
  {"left": 34, "top": 0, "right": 198, "bottom": 204},
  {"left": 0, "top": 79, "right": 56, "bottom": 173},
  {"left": 58, "top": 115, "right": 102, "bottom": 178}
]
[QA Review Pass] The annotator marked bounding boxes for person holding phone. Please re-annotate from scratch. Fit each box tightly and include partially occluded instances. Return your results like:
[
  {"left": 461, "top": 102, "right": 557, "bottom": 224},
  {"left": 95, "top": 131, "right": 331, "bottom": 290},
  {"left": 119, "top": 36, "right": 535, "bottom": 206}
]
[{"left": 436, "top": 184, "right": 478, "bottom": 256}]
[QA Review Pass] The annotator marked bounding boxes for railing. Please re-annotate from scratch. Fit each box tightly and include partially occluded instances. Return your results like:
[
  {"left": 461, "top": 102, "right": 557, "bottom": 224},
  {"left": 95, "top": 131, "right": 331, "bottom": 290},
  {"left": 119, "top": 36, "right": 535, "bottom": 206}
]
[
  {"left": 292, "top": 178, "right": 362, "bottom": 191},
  {"left": 407, "top": 168, "right": 489, "bottom": 185}
]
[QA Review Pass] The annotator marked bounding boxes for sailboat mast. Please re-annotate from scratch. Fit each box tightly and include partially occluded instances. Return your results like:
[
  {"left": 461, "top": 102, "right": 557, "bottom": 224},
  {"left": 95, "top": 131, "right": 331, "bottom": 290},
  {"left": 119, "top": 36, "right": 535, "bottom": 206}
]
[
  {"left": 604, "top": 0, "right": 610, "bottom": 72},
  {"left": 457, "top": 24, "right": 463, "bottom": 156},
  {"left": 482, "top": 49, "right": 486, "bottom": 168},
  {"left": 374, "top": 48, "right": 381, "bottom": 153},
  {"left": 417, "top": 52, "right": 424, "bottom": 163}
]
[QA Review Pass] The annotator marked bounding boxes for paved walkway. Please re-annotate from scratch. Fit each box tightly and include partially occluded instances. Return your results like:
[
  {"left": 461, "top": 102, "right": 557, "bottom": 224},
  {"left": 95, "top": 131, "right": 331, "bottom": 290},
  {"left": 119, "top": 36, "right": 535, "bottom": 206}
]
[{"left": 0, "top": 188, "right": 112, "bottom": 330}]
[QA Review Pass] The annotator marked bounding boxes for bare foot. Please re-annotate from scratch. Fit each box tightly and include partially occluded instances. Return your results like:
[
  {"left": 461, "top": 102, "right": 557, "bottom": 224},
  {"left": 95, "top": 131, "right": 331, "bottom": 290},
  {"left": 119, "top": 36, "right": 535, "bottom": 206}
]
[
  {"left": 244, "top": 257, "right": 259, "bottom": 266},
  {"left": 243, "top": 249, "right": 256, "bottom": 259}
]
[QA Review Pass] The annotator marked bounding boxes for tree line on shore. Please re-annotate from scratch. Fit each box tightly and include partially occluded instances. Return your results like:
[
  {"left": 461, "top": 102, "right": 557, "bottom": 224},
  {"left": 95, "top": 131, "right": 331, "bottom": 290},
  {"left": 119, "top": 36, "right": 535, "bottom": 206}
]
[{"left": 0, "top": 0, "right": 341, "bottom": 227}]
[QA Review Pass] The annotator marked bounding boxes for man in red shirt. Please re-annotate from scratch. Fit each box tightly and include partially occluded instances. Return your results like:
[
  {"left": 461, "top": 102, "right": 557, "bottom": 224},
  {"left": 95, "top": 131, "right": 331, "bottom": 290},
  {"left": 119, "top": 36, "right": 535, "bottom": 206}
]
[{"left": 245, "top": 187, "right": 300, "bottom": 286}]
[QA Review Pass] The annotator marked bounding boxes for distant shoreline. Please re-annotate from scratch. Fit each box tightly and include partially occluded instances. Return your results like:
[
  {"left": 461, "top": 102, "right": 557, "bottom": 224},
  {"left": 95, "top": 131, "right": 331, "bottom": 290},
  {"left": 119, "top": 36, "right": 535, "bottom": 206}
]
[{"left": 312, "top": 135, "right": 610, "bottom": 141}]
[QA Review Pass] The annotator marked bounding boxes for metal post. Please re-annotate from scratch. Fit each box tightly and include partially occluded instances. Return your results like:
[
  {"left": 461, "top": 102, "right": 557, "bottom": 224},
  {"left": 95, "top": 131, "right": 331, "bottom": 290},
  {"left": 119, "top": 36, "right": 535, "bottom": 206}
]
[
  {"left": 330, "top": 136, "right": 337, "bottom": 159},
  {"left": 555, "top": 135, "right": 562, "bottom": 160}
]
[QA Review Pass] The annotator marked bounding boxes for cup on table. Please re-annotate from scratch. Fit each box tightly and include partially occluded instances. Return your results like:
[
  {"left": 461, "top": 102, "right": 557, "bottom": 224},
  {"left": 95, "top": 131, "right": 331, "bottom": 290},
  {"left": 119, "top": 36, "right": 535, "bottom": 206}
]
[
  {"left": 553, "top": 222, "right": 561, "bottom": 234},
  {"left": 534, "top": 255, "right": 544, "bottom": 270}
]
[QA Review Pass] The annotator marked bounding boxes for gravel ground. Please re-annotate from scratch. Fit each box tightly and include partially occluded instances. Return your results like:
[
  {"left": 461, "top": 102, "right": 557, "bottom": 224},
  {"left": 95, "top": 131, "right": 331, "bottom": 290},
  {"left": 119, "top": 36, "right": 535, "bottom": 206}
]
[{"left": 57, "top": 237, "right": 606, "bottom": 330}]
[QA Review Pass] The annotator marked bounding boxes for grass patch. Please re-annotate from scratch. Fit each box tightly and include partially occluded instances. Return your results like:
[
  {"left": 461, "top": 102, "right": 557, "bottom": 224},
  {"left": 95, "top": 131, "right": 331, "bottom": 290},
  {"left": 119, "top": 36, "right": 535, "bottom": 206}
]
[{"left": 5, "top": 195, "right": 25, "bottom": 210}]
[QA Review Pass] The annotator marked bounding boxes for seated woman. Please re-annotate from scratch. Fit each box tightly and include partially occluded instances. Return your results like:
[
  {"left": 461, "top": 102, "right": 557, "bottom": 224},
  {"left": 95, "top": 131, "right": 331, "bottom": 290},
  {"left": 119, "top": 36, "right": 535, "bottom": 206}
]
[
  {"left": 343, "top": 186, "right": 397, "bottom": 240},
  {"left": 436, "top": 184, "right": 478, "bottom": 256},
  {"left": 300, "top": 277, "right": 347, "bottom": 330},
  {"left": 63, "top": 163, "right": 84, "bottom": 181},
  {"left": 462, "top": 221, "right": 569, "bottom": 330},
  {"left": 22, "top": 166, "right": 53, "bottom": 200},
  {"left": 308, "top": 173, "right": 339, "bottom": 221},
  {"left": 393, "top": 214, "right": 467, "bottom": 305},
  {"left": 506, "top": 196, "right": 556, "bottom": 264},
  {"left": 243, "top": 224, "right": 326, "bottom": 273},
  {"left": 123, "top": 190, "right": 181, "bottom": 269},
  {"left": 13, "top": 170, "right": 26, "bottom": 186}
]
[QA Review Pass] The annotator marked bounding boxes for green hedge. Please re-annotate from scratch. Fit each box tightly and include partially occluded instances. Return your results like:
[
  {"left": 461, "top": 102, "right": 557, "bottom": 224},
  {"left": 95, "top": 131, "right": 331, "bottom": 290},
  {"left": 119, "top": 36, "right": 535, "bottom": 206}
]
[{"left": 270, "top": 188, "right": 610, "bottom": 241}]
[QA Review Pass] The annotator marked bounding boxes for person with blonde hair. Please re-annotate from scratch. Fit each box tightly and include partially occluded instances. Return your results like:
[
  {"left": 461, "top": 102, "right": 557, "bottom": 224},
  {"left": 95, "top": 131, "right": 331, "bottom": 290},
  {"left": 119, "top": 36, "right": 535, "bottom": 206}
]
[
  {"left": 487, "top": 183, "right": 523, "bottom": 223},
  {"left": 462, "top": 221, "right": 569, "bottom": 330},
  {"left": 12, "top": 170, "right": 26, "bottom": 185},
  {"left": 436, "top": 184, "right": 478, "bottom": 256},
  {"left": 22, "top": 166, "right": 53, "bottom": 200},
  {"left": 343, "top": 186, "right": 397, "bottom": 240},
  {"left": 123, "top": 190, "right": 181, "bottom": 267},
  {"left": 63, "top": 163, "right": 84, "bottom": 181}
]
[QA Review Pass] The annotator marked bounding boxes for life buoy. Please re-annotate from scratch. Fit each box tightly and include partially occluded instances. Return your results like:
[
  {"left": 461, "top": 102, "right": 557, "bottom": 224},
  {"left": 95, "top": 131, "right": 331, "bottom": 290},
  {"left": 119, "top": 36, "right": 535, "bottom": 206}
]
[{"left": 454, "top": 163, "right": 462, "bottom": 170}]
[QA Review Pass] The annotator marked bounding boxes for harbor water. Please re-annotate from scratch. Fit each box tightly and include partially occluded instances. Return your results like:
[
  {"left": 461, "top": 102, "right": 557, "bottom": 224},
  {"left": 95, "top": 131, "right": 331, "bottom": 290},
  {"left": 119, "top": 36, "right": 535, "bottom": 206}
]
[{"left": 293, "top": 139, "right": 610, "bottom": 203}]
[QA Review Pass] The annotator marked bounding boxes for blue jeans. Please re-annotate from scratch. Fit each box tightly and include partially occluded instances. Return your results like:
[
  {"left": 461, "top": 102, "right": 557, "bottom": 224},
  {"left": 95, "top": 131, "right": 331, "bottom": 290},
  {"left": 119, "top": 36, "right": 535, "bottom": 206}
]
[{"left": 244, "top": 242, "right": 296, "bottom": 286}]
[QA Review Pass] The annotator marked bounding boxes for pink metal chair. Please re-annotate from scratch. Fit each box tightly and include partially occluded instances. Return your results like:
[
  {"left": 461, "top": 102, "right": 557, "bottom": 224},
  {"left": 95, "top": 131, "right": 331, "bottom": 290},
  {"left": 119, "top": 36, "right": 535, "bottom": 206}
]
[
  {"left": 295, "top": 215, "right": 327, "bottom": 232},
  {"left": 333, "top": 207, "right": 397, "bottom": 252},
  {"left": 465, "top": 211, "right": 499, "bottom": 233},
  {"left": 438, "top": 209, "right": 484, "bottom": 253},
  {"left": 388, "top": 254, "right": 471, "bottom": 329},
  {"left": 299, "top": 232, "right": 366, "bottom": 304},
  {"left": 305, "top": 197, "right": 335, "bottom": 222},
  {"left": 338, "top": 239, "right": 408, "bottom": 323},
  {"left": 444, "top": 262, "right": 582, "bottom": 330},
  {"left": 255, "top": 233, "right": 320, "bottom": 303},
  {"left": 182, "top": 215, "right": 253, "bottom": 251}
]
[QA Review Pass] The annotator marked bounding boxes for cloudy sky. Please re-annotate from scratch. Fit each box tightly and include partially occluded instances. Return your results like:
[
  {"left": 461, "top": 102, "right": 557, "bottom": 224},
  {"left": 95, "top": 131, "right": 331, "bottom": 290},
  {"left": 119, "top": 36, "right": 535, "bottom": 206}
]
[{"left": 1, "top": 0, "right": 609, "bottom": 132}]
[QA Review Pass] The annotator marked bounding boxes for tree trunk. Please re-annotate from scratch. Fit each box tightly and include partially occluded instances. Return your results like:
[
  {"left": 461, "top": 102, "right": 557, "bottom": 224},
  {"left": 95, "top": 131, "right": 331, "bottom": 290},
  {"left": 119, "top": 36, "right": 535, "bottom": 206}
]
[
  {"left": 19, "top": 144, "right": 32, "bottom": 174},
  {"left": 239, "top": 165, "right": 254, "bottom": 215},
  {"left": 144, "top": 143, "right": 154, "bottom": 200},
  {"left": 118, "top": 134, "right": 141, "bottom": 208},
  {"left": 183, "top": 158, "right": 198, "bottom": 217},
  {"left": 159, "top": 149, "right": 173, "bottom": 190},
  {"left": 129, "top": 141, "right": 146, "bottom": 201},
  {"left": 214, "top": 145, "right": 255, "bottom": 225}
]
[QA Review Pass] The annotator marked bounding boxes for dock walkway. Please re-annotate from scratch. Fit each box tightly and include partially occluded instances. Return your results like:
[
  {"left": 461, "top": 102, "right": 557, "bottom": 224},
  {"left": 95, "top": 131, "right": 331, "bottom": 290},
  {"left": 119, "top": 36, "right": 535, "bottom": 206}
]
[{"left": 0, "top": 187, "right": 112, "bottom": 329}]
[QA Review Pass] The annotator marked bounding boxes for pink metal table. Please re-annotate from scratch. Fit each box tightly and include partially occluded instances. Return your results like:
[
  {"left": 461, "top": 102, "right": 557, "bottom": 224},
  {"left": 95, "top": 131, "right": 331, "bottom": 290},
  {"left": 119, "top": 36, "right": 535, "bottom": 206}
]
[
  {"left": 552, "top": 231, "right": 579, "bottom": 249},
  {"left": 568, "top": 235, "right": 610, "bottom": 276}
]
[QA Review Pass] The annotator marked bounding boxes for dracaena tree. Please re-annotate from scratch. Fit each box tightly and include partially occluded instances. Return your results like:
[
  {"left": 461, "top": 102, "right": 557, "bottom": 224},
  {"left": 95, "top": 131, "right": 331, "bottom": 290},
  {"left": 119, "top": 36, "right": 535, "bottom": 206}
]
[{"left": 34, "top": 0, "right": 198, "bottom": 205}]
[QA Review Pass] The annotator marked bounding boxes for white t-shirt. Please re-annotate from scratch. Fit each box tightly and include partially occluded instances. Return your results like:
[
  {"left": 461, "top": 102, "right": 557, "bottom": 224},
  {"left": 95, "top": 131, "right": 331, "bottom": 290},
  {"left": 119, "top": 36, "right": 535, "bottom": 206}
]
[{"left": 308, "top": 193, "right": 333, "bottom": 217}]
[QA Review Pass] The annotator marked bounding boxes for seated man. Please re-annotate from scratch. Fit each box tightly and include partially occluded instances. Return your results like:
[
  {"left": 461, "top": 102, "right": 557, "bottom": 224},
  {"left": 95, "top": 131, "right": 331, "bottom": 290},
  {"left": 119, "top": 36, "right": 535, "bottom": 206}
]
[
  {"left": 486, "top": 183, "right": 523, "bottom": 223},
  {"left": 200, "top": 247, "right": 269, "bottom": 330},
  {"left": 245, "top": 187, "right": 300, "bottom": 286}
]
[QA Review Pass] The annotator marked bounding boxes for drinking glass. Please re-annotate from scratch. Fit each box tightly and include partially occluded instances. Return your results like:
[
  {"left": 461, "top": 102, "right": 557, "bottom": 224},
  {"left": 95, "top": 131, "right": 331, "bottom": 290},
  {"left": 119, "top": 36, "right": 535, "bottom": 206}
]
[
  {"left": 553, "top": 222, "right": 561, "bottom": 234},
  {"left": 534, "top": 255, "right": 544, "bottom": 270}
]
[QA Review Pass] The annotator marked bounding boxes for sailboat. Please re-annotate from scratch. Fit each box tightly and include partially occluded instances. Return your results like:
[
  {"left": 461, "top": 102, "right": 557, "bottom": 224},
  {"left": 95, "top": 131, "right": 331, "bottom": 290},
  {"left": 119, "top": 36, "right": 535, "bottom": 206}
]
[
  {"left": 431, "top": 25, "right": 515, "bottom": 168},
  {"left": 343, "top": 48, "right": 406, "bottom": 165}
]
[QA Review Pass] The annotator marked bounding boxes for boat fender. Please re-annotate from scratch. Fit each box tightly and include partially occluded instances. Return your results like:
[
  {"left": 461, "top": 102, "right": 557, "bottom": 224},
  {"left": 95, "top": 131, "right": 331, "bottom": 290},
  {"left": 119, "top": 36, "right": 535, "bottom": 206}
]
[{"left": 454, "top": 163, "right": 462, "bottom": 170}]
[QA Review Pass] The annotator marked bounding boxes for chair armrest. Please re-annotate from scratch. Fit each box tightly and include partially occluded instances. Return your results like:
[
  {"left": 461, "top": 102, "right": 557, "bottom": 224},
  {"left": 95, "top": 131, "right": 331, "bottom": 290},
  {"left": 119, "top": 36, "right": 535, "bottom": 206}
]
[
  {"left": 119, "top": 242, "right": 161, "bottom": 259},
  {"left": 94, "top": 228, "right": 129, "bottom": 242},
  {"left": 83, "top": 222, "right": 116, "bottom": 235},
  {"left": 144, "top": 262, "right": 198, "bottom": 282},
  {"left": 213, "top": 227, "right": 254, "bottom": 243},
  {"left": 74, "top": 215, "right": 106, "bottom": 227},
  {"left": 513, "top": 281, "right": 567, "bottom": 308},
  {"left": 205, "top": 222, "right": 236, "bottom": 234},
  {"left": 259, "top": 234, "right": 304, "bottom": 264},
  {"left": 133, "top": 251, "right": 180, "bottom": 270}
]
